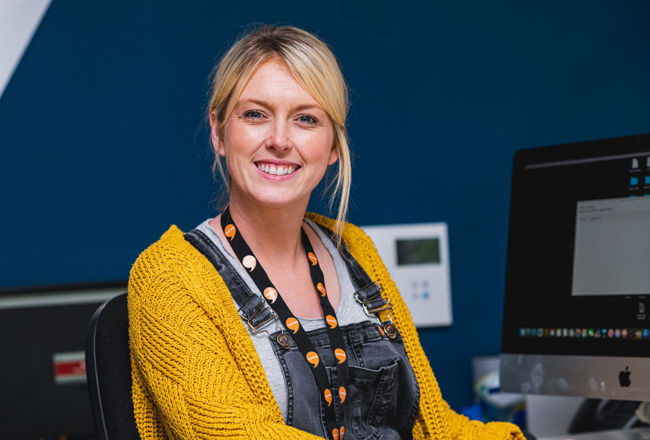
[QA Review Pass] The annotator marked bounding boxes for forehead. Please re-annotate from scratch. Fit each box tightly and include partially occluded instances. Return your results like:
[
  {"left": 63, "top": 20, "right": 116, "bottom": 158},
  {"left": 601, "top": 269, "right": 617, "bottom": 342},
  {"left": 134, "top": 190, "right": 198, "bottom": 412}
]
[{"left": 237, "top": 58, "right": 321, "bottom": 107}]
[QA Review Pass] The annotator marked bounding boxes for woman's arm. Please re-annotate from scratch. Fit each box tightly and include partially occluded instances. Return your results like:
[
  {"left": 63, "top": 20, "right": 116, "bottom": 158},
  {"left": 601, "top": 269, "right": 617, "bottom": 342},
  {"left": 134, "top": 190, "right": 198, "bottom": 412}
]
[
  {"left": 128, "top": 234, "right": 323, "bottom": 440},
  {"left": 442, "top": 402, "right": 524, "bottom": 440}
]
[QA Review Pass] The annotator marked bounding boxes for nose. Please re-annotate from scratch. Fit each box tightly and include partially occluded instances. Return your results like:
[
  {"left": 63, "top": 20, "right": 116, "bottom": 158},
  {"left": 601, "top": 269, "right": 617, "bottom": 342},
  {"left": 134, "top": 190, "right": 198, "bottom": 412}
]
[{"left": 265, "top": 120, "right": 291, "bottom": 152}]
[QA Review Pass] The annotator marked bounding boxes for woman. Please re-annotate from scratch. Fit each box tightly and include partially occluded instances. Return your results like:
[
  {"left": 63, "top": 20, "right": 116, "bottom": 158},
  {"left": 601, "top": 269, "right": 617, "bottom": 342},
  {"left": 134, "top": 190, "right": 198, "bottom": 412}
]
[{"left": 128, "top": 25, "right": 524, "bottom": 440}]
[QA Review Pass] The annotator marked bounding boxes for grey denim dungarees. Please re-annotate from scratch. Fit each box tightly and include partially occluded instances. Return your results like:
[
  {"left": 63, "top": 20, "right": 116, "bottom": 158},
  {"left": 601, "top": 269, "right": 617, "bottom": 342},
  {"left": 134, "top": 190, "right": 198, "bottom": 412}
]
[{"left": 186, "top": 225, "right": 420, "bottom": 440}]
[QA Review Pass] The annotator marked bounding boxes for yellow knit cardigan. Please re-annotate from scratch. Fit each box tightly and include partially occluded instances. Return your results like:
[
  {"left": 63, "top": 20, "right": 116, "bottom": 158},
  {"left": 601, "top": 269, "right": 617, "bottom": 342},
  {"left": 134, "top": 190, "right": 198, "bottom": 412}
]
[{"left": 128, "top": 214, "right": 524, "bottom": 440}]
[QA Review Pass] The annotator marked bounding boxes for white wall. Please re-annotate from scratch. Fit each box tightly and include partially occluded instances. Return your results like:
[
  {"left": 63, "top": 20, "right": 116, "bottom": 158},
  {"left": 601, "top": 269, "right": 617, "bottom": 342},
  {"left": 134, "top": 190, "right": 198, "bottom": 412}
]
[{"left": 0, "top": 0, "right": 51, "bottom": 100}]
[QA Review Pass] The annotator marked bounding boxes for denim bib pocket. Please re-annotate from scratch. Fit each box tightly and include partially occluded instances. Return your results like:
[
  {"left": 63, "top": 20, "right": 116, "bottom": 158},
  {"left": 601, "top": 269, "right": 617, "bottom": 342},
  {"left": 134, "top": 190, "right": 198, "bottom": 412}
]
[{"left": 347, "top": 361, "right": 399, "bottom": 439}]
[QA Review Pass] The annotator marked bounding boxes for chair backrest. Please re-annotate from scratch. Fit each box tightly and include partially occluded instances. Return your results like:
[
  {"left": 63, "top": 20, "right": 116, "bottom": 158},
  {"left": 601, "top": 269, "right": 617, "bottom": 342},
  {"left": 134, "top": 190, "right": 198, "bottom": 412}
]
[{"left": 85, "top": 293, "right": 140, "bottom": 440}]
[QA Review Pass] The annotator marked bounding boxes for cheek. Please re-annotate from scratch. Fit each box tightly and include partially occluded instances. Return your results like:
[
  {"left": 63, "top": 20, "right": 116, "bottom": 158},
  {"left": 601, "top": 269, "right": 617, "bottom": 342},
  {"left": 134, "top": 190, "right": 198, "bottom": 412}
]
[
  {"left": 224, "top": 124, "right": 261, "bottom": 156},
  {"left": 300, "top": 131, "right": 335, "bottom": 162}
]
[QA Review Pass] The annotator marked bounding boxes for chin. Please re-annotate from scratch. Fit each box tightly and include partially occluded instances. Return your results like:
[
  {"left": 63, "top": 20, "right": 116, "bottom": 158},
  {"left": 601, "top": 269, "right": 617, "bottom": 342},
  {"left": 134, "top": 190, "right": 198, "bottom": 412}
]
[
  {"left": 255, "top": 198, "right": 307, "bottom": 210},
  {"left": 241, "top": 191, "right": 309, "bottom": 210},
  {"left": 231, "top": 182, "right": 314, "bottom": 212}
]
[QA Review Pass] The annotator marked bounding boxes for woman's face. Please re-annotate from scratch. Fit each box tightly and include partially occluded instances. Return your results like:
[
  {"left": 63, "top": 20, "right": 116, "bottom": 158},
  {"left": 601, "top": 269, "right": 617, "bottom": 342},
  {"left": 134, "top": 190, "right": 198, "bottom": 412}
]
[{"left": 212, "top": 58, "right": 337, "bottom": 212}]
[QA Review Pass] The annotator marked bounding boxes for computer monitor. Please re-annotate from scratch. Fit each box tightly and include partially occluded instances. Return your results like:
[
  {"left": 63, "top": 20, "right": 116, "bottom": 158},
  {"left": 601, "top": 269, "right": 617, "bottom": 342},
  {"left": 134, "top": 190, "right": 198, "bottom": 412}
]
[
  {"left": 500, "top": 133, "right": 650, "bottom": 401},
  {"left": 0, "top": 282, "right": 124, "bottom": 439}
]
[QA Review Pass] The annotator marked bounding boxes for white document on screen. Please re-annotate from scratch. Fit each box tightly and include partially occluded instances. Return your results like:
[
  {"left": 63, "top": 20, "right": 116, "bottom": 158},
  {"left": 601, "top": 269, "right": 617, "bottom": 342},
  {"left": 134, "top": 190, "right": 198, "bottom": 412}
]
[{"left": 572, "top": 196, "right": 650, "bottom": 296}]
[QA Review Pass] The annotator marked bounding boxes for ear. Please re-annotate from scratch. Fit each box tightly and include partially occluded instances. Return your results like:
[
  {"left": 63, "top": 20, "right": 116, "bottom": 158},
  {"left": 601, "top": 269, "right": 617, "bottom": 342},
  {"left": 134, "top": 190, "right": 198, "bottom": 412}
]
[
  {"left": 210, "top": 111, "right": 226, "bottom": 157},
  {"left": 328, "top": 144, "right": 339, "bottom": 165},
  {"left": 328, "top": 125, "right": 344, "bottom": 165}
]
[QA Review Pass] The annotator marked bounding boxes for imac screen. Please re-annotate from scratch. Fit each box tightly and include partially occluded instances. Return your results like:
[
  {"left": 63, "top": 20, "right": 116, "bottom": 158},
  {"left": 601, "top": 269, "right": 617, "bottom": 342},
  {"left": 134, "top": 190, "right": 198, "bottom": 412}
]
[{"left": 501, "top": 133, "right": 650, "bottom": 399}]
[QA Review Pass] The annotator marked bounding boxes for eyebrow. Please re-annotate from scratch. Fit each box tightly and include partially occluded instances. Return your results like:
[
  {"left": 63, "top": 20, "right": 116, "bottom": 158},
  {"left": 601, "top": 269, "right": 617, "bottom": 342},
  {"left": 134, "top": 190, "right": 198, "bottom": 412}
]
[{"left": 235, "top": 99, "right": 324, "bottom": 114}]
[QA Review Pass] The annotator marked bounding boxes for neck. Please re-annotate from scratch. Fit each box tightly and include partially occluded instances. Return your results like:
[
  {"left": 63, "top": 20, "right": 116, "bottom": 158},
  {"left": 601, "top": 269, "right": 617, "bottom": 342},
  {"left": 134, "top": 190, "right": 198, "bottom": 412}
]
[{"left": 224, "top": 195, "right": 309, "bottom": 264}]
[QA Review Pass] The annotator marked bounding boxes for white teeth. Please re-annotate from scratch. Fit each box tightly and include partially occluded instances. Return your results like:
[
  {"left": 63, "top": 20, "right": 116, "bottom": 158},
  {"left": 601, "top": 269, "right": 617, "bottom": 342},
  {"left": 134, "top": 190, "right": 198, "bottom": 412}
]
[{"left": 257, "top": 163, "right": 295, "bottom": 176}]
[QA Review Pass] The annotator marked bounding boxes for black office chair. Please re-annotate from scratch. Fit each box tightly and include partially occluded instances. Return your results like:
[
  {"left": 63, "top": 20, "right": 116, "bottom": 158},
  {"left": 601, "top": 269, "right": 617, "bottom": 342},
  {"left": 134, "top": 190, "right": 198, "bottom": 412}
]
[{"left": 85, "top": 293, "right": 141, "bottom": 440}]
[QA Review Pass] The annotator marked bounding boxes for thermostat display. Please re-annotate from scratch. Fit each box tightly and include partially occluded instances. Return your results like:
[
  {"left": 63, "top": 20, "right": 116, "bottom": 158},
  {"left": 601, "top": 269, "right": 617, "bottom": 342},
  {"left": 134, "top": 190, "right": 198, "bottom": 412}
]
[
  {"left": 396, "top": 238, "right": 440, "bottom": 265},
  {"left": 363, "top": 223, "right": 452, "bottom": 327}
]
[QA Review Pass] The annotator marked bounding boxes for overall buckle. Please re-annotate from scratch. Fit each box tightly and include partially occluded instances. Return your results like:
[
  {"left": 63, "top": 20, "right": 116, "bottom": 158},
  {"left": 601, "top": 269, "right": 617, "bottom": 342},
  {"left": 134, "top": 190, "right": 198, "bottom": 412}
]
[
  {"left": 354, "top": 282, "right": 397, "bottom": 338},
  {"left": 237, "top": 295, "right": 277, "bottom": 335}
]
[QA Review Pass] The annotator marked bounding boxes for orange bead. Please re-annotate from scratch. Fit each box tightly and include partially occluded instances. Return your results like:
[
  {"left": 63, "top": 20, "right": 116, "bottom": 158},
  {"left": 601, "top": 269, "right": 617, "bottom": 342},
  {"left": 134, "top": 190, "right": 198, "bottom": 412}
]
[
  {"left": 339, "top": 386, "right": 346, "bottom": 403},
  {"left": 286, "top": 317, "right": 300, "bottom": 334},
  {"left": 308, "top": 252, "right": 318, "bottom": 266},
  {"left": 334, "top": 348, "right": 346, "bottom": 364},
  {"left": 263, "top": 287, "right": 277, "bottom": 303},
  {"left": 324, "top": 388, "right": 332, "bottom": 406},
  {"left": 224, "top": 224, "right": 236, "bottom": 241},
  {"left": 306, "top": 351, "right": 319, "bottom": 368},
  {"left": 317, "top": 282, "right": 327, "bottom": 297},
  {"left": 325, "top": 315, "right": 338, "bottom": 329}
]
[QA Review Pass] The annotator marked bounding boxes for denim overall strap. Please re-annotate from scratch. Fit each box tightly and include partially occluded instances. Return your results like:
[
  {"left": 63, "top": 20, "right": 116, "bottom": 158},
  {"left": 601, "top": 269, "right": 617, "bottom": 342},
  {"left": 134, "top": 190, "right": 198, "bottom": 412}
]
[
  {"left": 184, "top": 229, "right": 277, "bottom": 333},
  {"left": 311, "top": 224, "right": 395, "bottom": 330},
  {"left": 309, "top": 223, "right": 374, "bottom": 292}
]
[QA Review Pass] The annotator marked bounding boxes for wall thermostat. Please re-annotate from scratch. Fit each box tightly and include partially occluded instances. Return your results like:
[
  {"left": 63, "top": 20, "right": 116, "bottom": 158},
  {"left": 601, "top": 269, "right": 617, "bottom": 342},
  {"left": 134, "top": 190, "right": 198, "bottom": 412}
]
[{"left": 362, "top": 223, "right": 452, "bottom": 327}]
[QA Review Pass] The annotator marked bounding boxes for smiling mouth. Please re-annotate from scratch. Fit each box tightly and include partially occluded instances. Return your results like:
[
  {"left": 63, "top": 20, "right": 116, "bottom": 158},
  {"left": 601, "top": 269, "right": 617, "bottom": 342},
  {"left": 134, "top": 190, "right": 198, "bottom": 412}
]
[{"left": 255, "top": 162, "right": 300, "bottom": 176}]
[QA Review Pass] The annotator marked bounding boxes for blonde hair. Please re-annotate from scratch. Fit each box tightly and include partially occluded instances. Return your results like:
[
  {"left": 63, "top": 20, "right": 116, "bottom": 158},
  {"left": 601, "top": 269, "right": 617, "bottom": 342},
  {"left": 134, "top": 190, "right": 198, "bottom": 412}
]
[{"left": 208, "top": 25, "right": 351, "bottom": 241}]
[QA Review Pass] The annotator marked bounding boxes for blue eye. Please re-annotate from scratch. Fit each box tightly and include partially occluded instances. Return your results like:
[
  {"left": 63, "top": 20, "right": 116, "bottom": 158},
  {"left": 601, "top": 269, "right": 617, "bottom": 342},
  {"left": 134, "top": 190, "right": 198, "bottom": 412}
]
[
  {"left": 243, "top": 110, "right": 264, "bottom": 119},
  {"left": 297, "top": 115, "right": 317, "bottom": 124}
]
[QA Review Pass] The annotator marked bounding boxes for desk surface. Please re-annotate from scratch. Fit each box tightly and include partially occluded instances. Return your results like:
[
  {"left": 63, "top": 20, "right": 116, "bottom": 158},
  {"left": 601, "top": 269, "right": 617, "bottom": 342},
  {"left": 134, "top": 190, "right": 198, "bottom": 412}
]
[{"left": 540, "top": 427, "right": 650, "bottom": 440}]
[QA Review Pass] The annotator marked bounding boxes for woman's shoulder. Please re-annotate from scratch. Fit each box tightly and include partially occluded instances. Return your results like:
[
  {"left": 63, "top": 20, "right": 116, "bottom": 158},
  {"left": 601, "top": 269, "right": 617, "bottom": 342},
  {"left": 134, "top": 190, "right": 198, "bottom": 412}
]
[
  {"left": 128, "top": 225, "right": 231, "bottom": 315},
  {"left": 130, "top": 225, "right": 194, "bottom": 277}
]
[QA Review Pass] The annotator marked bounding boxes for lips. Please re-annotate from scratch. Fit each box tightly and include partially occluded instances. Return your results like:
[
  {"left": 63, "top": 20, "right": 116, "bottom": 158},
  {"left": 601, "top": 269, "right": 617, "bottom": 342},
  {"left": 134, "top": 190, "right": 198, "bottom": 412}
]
[{"left": 255, "top": 161, "right": 300, "bottom": 177}]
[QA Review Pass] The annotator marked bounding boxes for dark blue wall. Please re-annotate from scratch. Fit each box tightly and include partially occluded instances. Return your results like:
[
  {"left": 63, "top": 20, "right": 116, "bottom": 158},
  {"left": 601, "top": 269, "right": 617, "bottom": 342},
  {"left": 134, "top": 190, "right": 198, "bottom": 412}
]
[{"left": 1, "top": 0, "right": 649, "bottom": 410}]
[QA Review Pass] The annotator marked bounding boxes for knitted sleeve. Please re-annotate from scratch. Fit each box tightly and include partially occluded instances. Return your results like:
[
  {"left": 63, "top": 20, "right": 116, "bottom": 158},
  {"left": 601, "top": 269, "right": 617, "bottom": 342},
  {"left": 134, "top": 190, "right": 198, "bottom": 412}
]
[
  {"left": 306, "top": 213, "right": 525, "bottom": 440},
  {"left": 128, "top": 234, "right": 323, "bottom": 440},
  {"left": 445, "top": 406, "right": 524, "bottom": 440}
]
